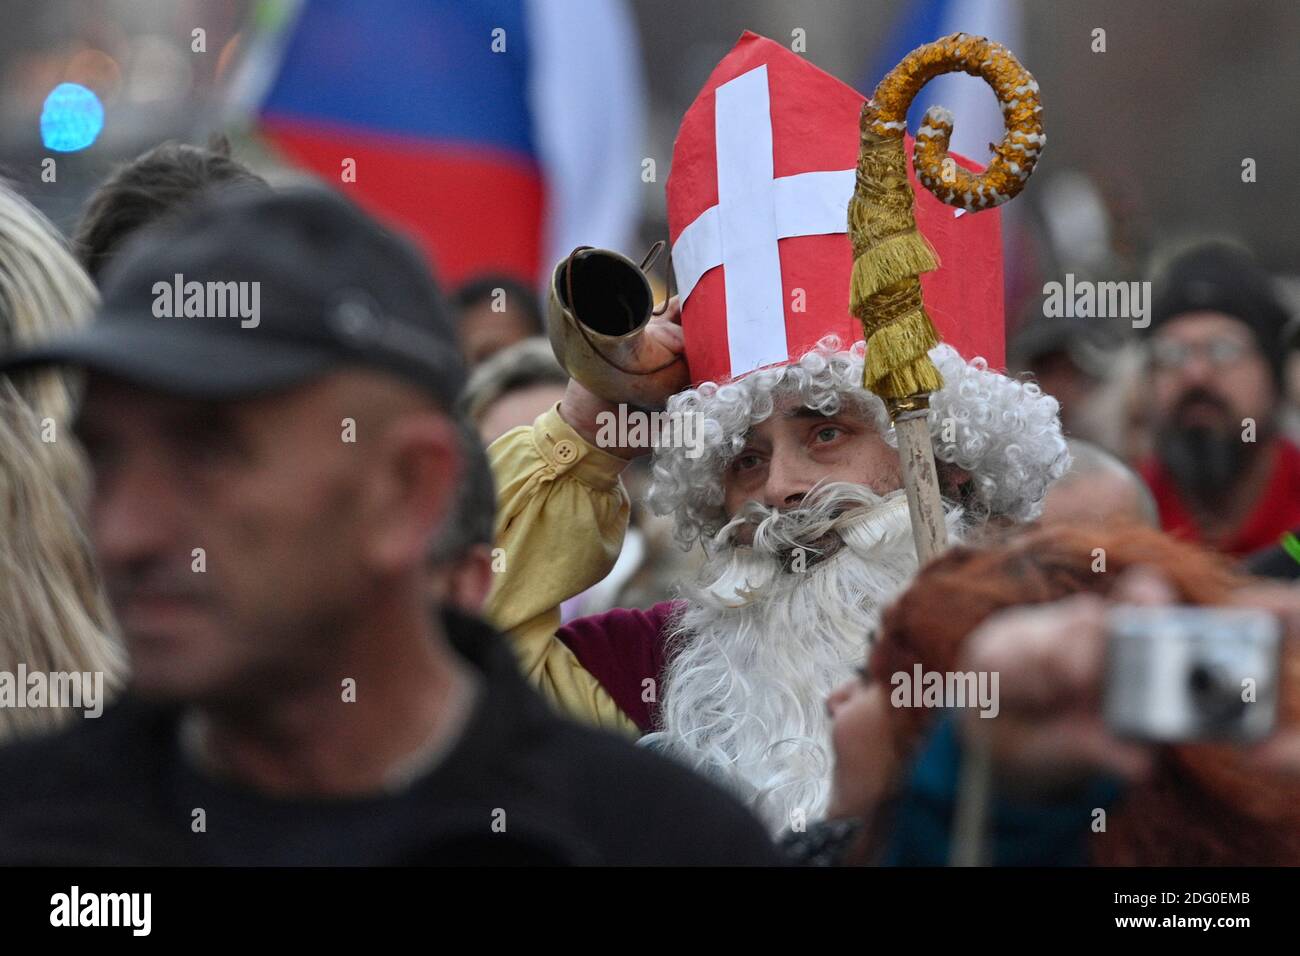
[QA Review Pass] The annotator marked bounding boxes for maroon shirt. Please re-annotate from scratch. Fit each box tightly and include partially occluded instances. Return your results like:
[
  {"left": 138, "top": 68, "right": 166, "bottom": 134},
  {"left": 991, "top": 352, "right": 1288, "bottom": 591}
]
[{"left": 555, "top": 601, "right": 682, "bottom": 734}]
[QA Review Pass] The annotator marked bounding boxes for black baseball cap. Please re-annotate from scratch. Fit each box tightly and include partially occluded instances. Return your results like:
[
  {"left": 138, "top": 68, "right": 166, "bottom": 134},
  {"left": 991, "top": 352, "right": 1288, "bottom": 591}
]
[{"left": 0, "top": 185, "right": 467, "bottom": 405}]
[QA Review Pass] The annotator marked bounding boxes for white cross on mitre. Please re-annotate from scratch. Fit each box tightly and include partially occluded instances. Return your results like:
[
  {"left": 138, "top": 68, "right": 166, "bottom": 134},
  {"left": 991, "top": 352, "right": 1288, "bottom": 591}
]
[{"left": 670, "top": 64, "right": 856, "bottom": 379}]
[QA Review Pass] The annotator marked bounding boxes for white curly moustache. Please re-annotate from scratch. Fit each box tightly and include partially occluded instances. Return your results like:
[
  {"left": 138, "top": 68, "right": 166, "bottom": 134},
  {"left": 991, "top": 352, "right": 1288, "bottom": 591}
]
[{"left": 642, "top": 483, "right": 964, "bottom": 835}]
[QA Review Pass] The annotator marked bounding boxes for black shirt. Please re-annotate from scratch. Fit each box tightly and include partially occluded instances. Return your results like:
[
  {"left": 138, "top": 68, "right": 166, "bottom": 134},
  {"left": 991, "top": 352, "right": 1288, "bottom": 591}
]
[
  {"left": 1244, "top": 531, "right": 1300, "bottom": 581},
  {"left": 0, "top": 610, "right": 779, "bottom": 866}
]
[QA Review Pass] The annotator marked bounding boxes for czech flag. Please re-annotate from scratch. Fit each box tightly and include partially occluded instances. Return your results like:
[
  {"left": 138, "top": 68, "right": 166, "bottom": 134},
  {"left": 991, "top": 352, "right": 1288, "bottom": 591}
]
[{"left": 240, "top": 0, "right": 645, "bottom": 288}]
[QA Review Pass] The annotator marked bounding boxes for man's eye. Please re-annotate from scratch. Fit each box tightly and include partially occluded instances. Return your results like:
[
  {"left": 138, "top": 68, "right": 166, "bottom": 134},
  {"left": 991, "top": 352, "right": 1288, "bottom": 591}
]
[
  {"left": 733, "top": 453, "right": 762, "bottom": 473},
  {"left": 814, "top": 426, "right": 843, "bottom": 443}
]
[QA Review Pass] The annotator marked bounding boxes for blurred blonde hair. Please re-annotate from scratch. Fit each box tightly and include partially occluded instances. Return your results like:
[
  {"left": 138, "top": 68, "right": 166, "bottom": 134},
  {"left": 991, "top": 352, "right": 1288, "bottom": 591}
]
[{"left": 0, "top": 183, "right": 122, "bottom": 741}]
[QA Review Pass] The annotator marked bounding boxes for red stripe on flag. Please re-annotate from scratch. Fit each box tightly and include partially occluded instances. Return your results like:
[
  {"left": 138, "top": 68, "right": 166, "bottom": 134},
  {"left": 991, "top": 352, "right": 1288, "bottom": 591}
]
[{"left": 262, "top": 117, "right": 544, "bottom": 287}]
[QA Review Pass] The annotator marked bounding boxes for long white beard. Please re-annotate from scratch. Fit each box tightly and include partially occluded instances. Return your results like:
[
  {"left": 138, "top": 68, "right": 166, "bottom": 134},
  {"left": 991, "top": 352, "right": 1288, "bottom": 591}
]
[{"left": 642, "top": 483, "right": 963, "bottom": 834}]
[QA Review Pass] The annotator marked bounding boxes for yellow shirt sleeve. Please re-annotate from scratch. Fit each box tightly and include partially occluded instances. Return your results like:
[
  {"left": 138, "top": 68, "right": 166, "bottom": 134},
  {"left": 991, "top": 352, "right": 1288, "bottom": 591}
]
[{"left": 484, "top": 403, "right": 640, "bottom": 737}]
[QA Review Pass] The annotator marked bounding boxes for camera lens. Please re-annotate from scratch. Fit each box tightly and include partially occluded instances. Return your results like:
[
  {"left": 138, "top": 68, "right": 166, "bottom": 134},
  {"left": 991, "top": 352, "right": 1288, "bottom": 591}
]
[{"left": 1189, "top": 662, "right": 1246, "bottom": 722}]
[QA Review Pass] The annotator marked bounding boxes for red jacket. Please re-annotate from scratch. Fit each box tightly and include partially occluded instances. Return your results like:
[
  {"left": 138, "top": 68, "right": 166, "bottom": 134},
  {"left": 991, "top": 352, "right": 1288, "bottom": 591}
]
[{"left": 1141, "top": 438, "right": 1300, "bottom": 557}]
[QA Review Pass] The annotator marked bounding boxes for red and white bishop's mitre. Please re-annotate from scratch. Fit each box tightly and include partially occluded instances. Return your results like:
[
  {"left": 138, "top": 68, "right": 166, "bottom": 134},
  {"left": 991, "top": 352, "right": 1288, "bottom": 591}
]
[{"left": 668, "top": 31, "right": 1006, "bottom": 388}]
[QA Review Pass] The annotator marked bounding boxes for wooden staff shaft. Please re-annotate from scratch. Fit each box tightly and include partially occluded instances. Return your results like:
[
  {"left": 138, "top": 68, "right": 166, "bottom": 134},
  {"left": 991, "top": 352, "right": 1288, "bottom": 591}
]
[{"left": 892, "top": 408, "right": 948, "bottom": 565}]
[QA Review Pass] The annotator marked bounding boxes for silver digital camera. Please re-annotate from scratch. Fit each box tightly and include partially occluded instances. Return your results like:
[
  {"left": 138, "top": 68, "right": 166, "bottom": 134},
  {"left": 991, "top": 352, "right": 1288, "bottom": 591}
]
[{"left": 1104, "top": 606, "right": 1281, "bottom": 743}]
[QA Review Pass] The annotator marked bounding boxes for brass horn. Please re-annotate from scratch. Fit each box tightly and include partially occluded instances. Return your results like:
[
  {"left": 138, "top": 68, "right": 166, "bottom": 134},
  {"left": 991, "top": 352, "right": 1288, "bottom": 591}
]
[{"left": 546, "top": 244, "right": 689, "bottom": 410}]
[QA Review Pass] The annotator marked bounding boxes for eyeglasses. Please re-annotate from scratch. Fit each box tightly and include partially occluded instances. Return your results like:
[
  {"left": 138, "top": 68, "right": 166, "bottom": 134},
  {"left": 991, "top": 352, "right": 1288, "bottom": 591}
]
[{"left": 1149, "top": 337, "right": 1253, "bottom": 371}]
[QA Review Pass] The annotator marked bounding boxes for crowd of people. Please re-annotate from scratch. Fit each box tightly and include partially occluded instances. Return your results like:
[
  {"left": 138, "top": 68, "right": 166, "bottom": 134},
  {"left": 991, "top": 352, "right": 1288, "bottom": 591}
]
[{"left": 0, "top": 117, "right": 1298, "bottom": 865}]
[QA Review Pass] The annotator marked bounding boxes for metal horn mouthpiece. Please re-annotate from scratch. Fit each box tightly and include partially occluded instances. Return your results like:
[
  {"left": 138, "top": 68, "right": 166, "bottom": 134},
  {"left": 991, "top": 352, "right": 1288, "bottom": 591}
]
[{"left": 545, "top": 245, "right": 688, "bottom": 410}]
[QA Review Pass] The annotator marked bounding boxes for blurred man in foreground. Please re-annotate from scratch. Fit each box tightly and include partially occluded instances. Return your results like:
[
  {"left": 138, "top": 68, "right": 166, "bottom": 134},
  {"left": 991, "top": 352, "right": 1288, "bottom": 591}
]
[{"left": 0, "top": 188, "right": 776, "bottom": 865}]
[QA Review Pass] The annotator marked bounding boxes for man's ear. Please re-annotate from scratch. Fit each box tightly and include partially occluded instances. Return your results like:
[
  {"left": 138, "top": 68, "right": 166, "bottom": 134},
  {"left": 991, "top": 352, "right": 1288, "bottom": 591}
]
[{"left": 363, "top": 412, "right": 462, "bottom": 574}]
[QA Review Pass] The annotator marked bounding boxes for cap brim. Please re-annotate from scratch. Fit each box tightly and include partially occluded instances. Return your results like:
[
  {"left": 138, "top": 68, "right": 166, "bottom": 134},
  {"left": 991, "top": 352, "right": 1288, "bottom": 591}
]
[{"left": 0, "top": 316, "right": 339, "bottom": 400}]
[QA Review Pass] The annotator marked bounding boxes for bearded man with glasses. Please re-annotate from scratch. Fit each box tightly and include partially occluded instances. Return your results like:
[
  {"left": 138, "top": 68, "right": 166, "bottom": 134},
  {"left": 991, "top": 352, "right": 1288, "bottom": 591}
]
[{"left": 1140, "top": 240, "right": 1300, "bottom": 558}]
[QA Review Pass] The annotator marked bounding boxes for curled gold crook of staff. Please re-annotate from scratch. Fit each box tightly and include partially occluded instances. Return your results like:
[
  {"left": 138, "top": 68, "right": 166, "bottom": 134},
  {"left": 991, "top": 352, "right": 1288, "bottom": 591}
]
[
  {"left": 848, "top": 32, "right": 1046, "bottom": 404},
  {"left": 846, "top": 33, "right": 1047, "bottom": 569},
  {"left": 869, "top": 31, "right": 1046, "bottom": 212}
]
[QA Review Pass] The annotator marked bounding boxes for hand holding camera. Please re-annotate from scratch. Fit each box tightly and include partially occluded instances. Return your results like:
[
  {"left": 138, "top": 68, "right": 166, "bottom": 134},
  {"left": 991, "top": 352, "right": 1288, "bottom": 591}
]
[{"left": 957, "top": 567, "right": 1299, "bottom": 792}]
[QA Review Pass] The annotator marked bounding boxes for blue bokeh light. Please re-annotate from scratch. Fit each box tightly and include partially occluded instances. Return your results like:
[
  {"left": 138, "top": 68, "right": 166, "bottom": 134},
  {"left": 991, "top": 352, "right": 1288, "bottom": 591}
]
[{"left": 40, "top": 83, "right": 104, "bottom": 152}]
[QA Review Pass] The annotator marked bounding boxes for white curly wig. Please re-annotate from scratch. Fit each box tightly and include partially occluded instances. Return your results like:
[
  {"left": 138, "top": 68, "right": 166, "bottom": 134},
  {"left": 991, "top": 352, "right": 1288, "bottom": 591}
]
[{"left": 646, "top": 336, "right": 1071, "bottom": 546}]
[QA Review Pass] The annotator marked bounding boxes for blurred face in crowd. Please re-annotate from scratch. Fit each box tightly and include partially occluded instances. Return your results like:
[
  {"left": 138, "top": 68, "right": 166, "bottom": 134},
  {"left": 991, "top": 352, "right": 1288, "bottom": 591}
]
[
  {"left": 77, "top": 371, "right": 458, "bottom": 705},
  {"left": 1151, "top": 311, "right": 1275, "bottom": 438},
  {"left": 1150, "top": 312, "right": 1276, "bottom": 500},
  {"left": 1031, "top": 350, "right": 1098, "bottom": 438},
  {"left": 460, "top": 299, "right": 536, "bottom": 366},
  {"left": 722, "top": 397, "right": 904, "bottom": 519},
  {"left": 477, "top": 382, "right": 567, "bottom": 445}
]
